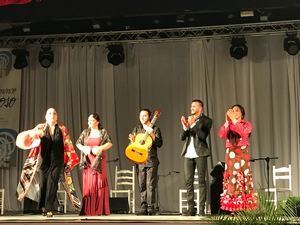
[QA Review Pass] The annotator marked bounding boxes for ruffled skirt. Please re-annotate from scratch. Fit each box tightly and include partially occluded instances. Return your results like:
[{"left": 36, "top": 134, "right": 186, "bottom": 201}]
[{"left": 220, "top": 147, "right": 257, "bottom": 212}]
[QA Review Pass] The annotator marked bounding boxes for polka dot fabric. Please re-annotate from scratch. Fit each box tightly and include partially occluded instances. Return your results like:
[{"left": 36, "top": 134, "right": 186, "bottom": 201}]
[{"left": 220, "top": 147, "right": 257, "bottom": 212}]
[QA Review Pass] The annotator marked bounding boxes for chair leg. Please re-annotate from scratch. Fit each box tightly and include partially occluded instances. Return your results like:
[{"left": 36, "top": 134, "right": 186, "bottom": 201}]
[
  {"left": 196, "top": 189, "right": 200, "bottom": 215},
  {"left": 132, "top": 197, "right": 135, "bottom": 213},
  {"left": 64, "top": 192, "right": 67, "bottom": 213},
  {"left": 1, "top": 189, "right": 4, "bottom": 215},
  {"left": 274, "top": 191, "right": 278, "bottom": 208},
  {"left": 127, "top": 191, "right": 131, "bottom": 213},
  {"left": 179, "top": 190, "right": 183, "bottom": 214}
]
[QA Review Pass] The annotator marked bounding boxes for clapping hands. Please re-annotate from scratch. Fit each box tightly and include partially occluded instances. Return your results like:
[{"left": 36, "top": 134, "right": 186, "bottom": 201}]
[
  {"left": 92, "top": 146, "right": 102, "bottom": 155},
  {"left": 82, "top": 146, "right": 91, "bottom": 155},
  {"left": 187, "top": 115, "right": 196, "bottom": 125},
  {"left": 181, "top": 115, "right": 196, "bottom": 129},
  {"left": 226, "top": 109, "right": 236, "bottom": 123},
  {"left": 181, "top": 116, "right": 189, "bottom": 128}
]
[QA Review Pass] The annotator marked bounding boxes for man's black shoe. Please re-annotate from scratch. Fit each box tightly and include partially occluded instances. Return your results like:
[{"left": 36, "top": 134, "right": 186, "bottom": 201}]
[
  {"left": 148, "top": 209, "right": 156, "bottom": 215},
  {"left": 198, "top": 211, "right": 205, "bottom": 216},
  {"left": 136, "top": 209, "right": 148, "bottom": 215},
  {"left": 182, "top": 210, "right": 196, "bottom": 216}
]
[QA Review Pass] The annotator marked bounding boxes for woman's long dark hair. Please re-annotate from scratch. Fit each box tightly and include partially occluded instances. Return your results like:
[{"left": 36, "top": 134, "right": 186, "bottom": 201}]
[
  {"left": 44, "top": 123, "right": 61, "bottom": 140},
  {"left": 89, "top": 113, "right": 101, "bottom": 129},
  {"left": 231, "top": 104, "right": 245, "bottom": 119},
  {"left": 227, "top": 104, "right": 248, "bottom": 144}
]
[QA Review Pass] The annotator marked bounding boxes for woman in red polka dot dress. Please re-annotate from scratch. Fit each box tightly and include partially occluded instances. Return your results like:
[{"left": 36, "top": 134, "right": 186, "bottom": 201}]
[{"left": 218, "top": 104, "right": 257, "bottom": 212}]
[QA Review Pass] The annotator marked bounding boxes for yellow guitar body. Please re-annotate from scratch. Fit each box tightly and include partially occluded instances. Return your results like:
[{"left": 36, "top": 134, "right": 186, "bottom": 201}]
[{"left": 125, "top": 133, "right": 153, "bottom": 164}]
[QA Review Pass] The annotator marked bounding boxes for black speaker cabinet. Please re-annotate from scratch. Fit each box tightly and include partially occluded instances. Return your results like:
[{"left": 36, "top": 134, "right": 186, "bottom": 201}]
[
  {"left": 109, "top": 197, "right": 129, "bottom": 214},
  {"left": 23, "top": 197, "right": 39, "bottom": 214},
  {"left": 23, "top": 197, "right": 60, "bottom": 214}
]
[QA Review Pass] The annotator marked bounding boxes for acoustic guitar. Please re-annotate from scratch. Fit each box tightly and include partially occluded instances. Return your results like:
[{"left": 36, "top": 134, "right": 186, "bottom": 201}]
[{"left": 125, "top": 110, "right": 161, "bottom": 164}]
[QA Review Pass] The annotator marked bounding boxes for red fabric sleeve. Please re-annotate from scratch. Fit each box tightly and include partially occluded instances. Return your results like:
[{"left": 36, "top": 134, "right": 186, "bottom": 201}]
[
  {"left": 0, "top": 0, "right": 31, "bottom": 6},
  {"left": 218, "top": 123, "right": 229, "bottom": 139},
  {"left": 229, "top": 120, "right": 252, "bottom": 139}
]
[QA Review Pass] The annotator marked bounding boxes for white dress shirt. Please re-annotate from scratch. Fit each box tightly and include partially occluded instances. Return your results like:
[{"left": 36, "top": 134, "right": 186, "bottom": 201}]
[{"left": 184, "top": 122, "right": 199, "bottom": 159}]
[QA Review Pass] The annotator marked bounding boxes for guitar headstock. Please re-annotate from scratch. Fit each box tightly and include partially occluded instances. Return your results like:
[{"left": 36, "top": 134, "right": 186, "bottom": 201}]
[{"left": 153, "top": 109, "right": 161, "bottom": 118}]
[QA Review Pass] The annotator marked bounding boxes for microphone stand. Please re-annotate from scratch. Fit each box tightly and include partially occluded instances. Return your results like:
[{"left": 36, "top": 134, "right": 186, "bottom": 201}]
[
  {"left": 156, "top": 171, "right": 180, "bottom": 214},
  {"left": 107, "top": 158, "right": 119, "bottom": 163},
  {"left": 250, "top": 157, "right": 278, "bottom": 199}
]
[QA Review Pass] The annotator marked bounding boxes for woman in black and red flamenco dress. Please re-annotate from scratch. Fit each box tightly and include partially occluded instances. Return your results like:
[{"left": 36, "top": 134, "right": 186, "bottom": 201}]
[
  {"left": 76, "top": 113, "right": 113, "bottom": 216},
  {"left": 218, "top": 104, "right": 257, "bottom": 212}
]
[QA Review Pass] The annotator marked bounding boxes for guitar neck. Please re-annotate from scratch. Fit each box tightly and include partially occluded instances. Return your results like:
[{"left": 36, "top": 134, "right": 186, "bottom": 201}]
[
  {"left": 142, "top": 117, "right": 158, "bottom": 137},
  {"left": 149, "top": 116, "right": 158, "bottom": 128}
]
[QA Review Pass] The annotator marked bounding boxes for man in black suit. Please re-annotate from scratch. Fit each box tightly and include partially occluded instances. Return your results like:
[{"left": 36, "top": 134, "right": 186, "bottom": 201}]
[{"left": 180, "top": 99, "right": 212, "bottom": 216}]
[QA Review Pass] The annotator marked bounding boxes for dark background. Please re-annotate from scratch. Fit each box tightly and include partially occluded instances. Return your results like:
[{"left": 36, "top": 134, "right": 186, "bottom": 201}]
[{"left": 0, "top": 0, "right": 300, "bottom": 36}]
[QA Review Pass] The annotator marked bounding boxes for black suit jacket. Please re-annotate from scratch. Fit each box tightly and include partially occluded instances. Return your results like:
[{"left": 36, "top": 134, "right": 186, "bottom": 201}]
[{"left": 180, "top": 114, "right": 212, "bottom": 157}]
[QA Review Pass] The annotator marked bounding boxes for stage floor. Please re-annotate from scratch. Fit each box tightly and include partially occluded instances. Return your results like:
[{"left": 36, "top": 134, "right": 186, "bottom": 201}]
[{"left": 0, "top": 214, "right": 212, "bottom": 225}]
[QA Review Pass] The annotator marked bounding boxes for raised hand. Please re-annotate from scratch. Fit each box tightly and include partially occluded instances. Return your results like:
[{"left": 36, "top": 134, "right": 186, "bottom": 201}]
[
  {"left": 226, "top": 109, "right": 235, "bottom": 121},
  {"left": 181, "top": 116, "right": 189, "bottom": 128},
  {"left": 32, "top": 124, "right": 45, "bottom": 138},
  {"left": 187, "top": 115, "right": 196, "bottom": 126}
]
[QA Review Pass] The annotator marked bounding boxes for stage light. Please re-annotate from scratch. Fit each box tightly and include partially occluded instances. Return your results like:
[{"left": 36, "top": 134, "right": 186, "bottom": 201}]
[
  {"left": 107, "top": 44, "right": 124, "bottom": 66},
  {"left": 39, "top": 46, "right": 54, "bottom": 68},
  {"left": 284, "top": 33, "right": 300, "bottom": 56},
  {"left": 176, "top": 15, "right": 185, "bottom": 23},
  {"left": 92, "top": 23, "right": 101, "bottom": 30},
  {"left": 12, "top": 48, "right": 29, "bottom": 69},
  {"left": 230, "top": 37, "right": 248, "bottom": 60},
  {"left": 240, "top": 10, "right": 254, "bottom": 17},
  {"left": 22, "top": 26, "right": 31, "bottom": 33}
]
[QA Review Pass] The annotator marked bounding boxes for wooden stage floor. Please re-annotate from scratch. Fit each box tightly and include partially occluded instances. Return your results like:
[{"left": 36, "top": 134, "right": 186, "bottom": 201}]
[{"left": 0, "top": 213, "right": 212, "bottom": 225}]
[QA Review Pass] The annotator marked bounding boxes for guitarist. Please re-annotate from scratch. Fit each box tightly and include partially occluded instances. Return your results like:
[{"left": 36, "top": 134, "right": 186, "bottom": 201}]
[{"left": 128, "top": 109, "right": 163, "bottom": 215}]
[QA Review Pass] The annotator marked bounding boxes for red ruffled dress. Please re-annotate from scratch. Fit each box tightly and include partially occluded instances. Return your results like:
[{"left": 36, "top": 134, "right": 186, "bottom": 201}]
[
  {"left": 80, "top": 138, "right": 110, "bottom": 216},
  {"left": 218, "top": 120, "right": 257, "bottom": 212}
]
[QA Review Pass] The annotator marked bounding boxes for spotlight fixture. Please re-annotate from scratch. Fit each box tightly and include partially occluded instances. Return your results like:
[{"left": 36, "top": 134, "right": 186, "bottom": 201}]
[
  {"left": 176, "top": 14, "right": 185, "bottom": 23},
  {"left": 12, "top": 48, "right": 29, "bottom": 69},
  {"left": 22, "top": 26, "right": 31, "bottom": 33},
  {"left": 284, "top": 33, "right": 300, "bottom": 56},
  {"left": 39, "top": 46, "right": 54, "bottom": 68},
  {"left": 230, "top": 37, "right": 248, "bottom": 60},
  {"left": 92, "top": 22, "right": 101, "bottom": 30},
  {"left": 107, "top": 44, "right": 124, "bottom": 66},
  {"left": 153, "top": 19, "right": 160, "bottom": 24},
  {"left": 240, "top": 10, "right": 254, "bottom": 17}
]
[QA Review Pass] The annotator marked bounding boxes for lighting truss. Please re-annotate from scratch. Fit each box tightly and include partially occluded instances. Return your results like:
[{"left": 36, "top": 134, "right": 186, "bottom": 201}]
[{"left": 1, "top": 20, "right": 300, "bottom": 47}]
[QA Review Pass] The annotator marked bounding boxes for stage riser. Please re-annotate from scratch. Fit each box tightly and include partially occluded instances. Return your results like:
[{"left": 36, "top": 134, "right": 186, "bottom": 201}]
[{"left": 0, "top": 222, "right": 211, "bottom": 225}]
